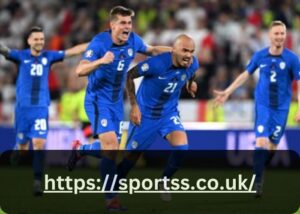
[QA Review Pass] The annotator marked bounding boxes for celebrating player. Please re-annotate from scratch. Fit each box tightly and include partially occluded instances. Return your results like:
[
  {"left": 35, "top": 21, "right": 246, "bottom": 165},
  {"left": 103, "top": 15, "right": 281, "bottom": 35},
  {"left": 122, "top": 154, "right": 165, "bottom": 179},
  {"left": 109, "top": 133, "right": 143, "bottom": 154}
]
[
  {"left": 68, "top": 6, "right": 171, "bottom": 211},
  {"left": 213, "top": 20, "right": 300, "bottom": 197},
  {"left": 0, "top": 26, "right": 87, "bottom": 196},
  {"left": 115, "top": 34, "right": 198, "bottom": 201}
]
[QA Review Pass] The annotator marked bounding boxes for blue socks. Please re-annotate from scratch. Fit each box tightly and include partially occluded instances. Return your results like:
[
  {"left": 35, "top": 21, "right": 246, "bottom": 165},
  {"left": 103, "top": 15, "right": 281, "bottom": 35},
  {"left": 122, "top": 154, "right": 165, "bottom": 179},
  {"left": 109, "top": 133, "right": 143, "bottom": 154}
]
[
  {"left": 100, "top": 156, "right": 117, "bottom": 200},
  {"left": 162, "top": 144, "right": 188, "bottom": 179},
  {"left": 79, "top": 141, "right": 102, "bottom": 158},
  {"left": 33, "top": 150, "right": 44, "bottom": 181},
  {"left": 253, "top": 147, "right": 269, "bottom": 184}
]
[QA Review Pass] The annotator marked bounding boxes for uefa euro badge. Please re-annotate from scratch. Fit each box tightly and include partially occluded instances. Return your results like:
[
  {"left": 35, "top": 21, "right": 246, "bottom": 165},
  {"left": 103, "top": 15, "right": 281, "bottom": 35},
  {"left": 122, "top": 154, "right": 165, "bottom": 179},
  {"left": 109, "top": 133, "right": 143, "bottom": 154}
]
[
  {"left": 181, "top": 74, "right": 186, "bottom": 81},
  {"left": 257, "top": 125, "right": 264, "bottom": 133},
  {"left": 17, "top": 132, "right": 24, "bottom": 140},
  {"left": 42, "top": 57, "right": 48, "bottom": 65},
  {"left": 141, "top": 63, "right": 149, "bottom": 72},
  {"left": 131, "top": 141, "right": 138, "bottom": 149},
  {"left": 85, "top": 50, "right": 93, "bottom": 58},
  {"left": 101, "top": 119, "right": 108, "bottom": 127},
  {"left": 279, "top": 62, "right": 286, "bottom": 70},
  {"left": 127, "top": 48, "right": 133, "bottom": 57}
]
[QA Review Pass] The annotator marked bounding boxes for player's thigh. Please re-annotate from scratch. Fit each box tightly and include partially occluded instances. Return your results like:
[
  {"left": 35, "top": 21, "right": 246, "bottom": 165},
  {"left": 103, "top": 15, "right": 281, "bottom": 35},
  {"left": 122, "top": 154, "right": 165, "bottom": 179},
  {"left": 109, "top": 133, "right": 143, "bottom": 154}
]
[
  {"left": 85, "top": 102, "right": 117, "bottom": 137},
  {"left": 32, "top": 138, "right": 47, "bottom": 150},
  {"left": 159, "top": 112, "right": 187, "bottom": 146},
  {"left": 15, "top": 106, "right": 31, "bottom": 145},
  {"left": 166, "top": 131, "right": 188, "bottom": 146},
  {"left": 126, "top": 118, "right": 158, "bottom": 150},
  {"left": 254, "top": 104, "right": 272, "bottom": 139}
]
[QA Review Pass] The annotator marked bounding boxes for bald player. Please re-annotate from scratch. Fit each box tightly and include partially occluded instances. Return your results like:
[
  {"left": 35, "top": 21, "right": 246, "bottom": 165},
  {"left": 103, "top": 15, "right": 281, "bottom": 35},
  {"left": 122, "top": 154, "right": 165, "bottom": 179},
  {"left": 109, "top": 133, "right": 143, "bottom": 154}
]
[{"left": 115, "top": 34, "right": 199, "bottom": 201}]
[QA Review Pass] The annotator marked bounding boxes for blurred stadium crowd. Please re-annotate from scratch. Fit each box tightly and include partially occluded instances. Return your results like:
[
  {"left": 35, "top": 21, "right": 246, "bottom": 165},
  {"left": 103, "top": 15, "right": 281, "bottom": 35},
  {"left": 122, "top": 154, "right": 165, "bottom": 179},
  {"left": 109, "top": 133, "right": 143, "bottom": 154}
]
[{"left": 0, "top": 0, "right": 300, "bottom": 124}]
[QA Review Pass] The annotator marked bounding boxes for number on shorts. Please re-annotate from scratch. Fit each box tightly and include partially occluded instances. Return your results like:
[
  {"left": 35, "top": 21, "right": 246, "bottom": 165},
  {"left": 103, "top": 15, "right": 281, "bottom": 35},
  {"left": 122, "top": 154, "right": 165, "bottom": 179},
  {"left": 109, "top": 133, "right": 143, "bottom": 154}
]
[
  {"left": 273, "top": 126, "right": 281, "bottom": 137},
  {"left": 170, "top": 116, "right": 181, "bottom": 125},
  {"left": 34, "top": 119, "right": 47, "bottom": 131}
]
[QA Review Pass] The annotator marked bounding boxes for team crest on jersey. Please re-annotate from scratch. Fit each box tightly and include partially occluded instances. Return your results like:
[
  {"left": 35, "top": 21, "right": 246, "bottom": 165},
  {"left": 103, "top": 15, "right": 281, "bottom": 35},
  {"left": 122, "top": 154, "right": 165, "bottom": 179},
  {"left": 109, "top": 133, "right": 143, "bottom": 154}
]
[
  {"left": 101, "top": 119, "right": 108, "bottom": 127},
  {"left": 181, "top": 74, "right": 186, "bottom": 81},
  {"left": 141, "top": 63, "right": 149, "bottom": 72},
  {"left": 127, "top": 48, "right": 133, "bottom": 57},
  {"left": 42, "top": 57, "right": 47, "bottom": 65},
  {"left": 279, "top": 62, "right": 286, "bottom": 70},
  {"left": 131, "top": 141, "right": 138, "bottom": 149},
  {"left": 17, "top": 132, "right": 24, "bottom": 140},
  {"left": 257, "top": 125, "right": 264, "bottom": 133},
  {"left": 85, "top": 50, "right": 93, "bottom": 58}
]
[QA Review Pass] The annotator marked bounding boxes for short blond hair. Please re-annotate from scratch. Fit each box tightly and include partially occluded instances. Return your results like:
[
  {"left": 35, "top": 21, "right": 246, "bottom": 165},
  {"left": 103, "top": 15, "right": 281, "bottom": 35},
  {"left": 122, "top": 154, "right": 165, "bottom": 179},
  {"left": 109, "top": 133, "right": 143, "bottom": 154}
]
[{"left": 269, "top": 20, "right": 286, "bottom": 30}]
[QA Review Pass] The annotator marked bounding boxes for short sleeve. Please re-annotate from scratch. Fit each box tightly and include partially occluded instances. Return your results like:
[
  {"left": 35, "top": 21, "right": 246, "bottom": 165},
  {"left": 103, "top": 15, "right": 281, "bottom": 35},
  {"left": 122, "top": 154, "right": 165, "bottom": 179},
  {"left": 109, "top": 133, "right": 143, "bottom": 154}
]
[
  {"left": 48, "top": 50, "right": 65, "bottom": 63},
  {"left": 246, "top": 52, "right": 259, "bottom": 74},
  {"left": 82, "top": 37, "right": 103, "bottom": 61},
  {"left": 133, "top": 33, "right": 147, "bottom": 54},
  {"left": 292, "top": 56, "right": 300, "bottom": 80},
  {"left": 7, "top": 49, "right": 22, "bottom": 62},
  {"left": 137, "top": 56, "right": 162, "bottom": 77}
]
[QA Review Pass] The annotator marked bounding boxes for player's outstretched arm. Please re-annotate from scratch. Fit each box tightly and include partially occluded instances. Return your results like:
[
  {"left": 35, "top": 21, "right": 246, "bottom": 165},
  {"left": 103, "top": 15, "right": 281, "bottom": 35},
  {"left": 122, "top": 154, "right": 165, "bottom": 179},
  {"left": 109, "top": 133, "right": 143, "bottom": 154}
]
[
  {"left": 75, "top": 51, "right": 114, "bottom": 77},
  {"left": 146, "top": 45, "right": 172, "bottom": 56},
  {"left": 295, "top": 80, "right": 300, "bottom": 123},
  {"left": 65, "top": 43, "right": 89, "bottom": 57},
  {"left": 0, "top": 43, "right": 11, "bottom": 58},
  {"left": 213, "top": 71, "right": 250, "bottom": 107},
  {"left": 126, "top": 66, "right": 142, "bottom": 125}
]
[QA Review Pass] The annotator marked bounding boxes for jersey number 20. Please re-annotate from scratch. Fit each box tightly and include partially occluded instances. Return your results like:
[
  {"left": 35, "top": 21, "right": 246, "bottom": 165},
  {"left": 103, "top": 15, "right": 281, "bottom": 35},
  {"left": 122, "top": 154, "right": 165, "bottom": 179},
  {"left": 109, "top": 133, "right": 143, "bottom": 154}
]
[{"left": 30, "top": 64, "right": 43, "bottom": 76}]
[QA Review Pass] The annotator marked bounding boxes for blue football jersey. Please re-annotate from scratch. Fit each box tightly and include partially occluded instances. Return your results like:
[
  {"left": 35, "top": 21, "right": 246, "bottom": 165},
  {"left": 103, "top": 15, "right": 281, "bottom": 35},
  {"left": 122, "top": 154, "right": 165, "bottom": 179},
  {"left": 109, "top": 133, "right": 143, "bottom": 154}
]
[
  {"left": 7, "top": 49, "right": 65, "bottom": 107},
  {"left": 83, "top": 30, "right": 147, "bottom": 106},
  {"left": 246, "top": 47, "right": 300, "bottom": 110},
  {"left": 136, "top": 52, "right": 199, "bottom": 119}
]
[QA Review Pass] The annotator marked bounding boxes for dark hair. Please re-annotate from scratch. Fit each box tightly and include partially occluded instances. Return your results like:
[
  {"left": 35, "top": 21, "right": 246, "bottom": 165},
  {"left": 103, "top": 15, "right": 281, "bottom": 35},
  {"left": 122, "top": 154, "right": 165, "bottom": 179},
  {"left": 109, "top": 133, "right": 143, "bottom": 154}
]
[
  {"left": 109, "top": 6, "right": 134, "bottom": 21},
  {"left": 28, "top": 26, "right": 43, "bottom": 38}
]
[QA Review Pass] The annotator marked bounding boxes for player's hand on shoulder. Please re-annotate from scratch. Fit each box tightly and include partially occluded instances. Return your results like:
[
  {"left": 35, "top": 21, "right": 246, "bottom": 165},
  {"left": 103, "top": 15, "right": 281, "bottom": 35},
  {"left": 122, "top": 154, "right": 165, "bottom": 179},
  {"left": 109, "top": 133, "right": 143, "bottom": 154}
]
[
  {"left": 130, "top": 104, "right": 141, "bottom": 126},
  {"left": 295, "top": 109, "right": 300, "bottom": 123},
  {"left": 186, "top": 81, "right": 197, "bottom": 98},
  {"left": 100, "top": 51, "right": 114, "bottom": 64},
  {"left": 213, "top": 90, "right": 229, "bottom": 107}
]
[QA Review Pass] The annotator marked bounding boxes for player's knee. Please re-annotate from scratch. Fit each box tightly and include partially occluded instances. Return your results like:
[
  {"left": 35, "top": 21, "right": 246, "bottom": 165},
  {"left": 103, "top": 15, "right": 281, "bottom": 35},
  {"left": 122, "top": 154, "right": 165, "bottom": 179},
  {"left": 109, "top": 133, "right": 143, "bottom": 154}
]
[
  {"left": 255, "top": 138, "right": 269, "bottom": 149},
  {"left": 99, "top": 132, "right": 119, "bottom": 150},
  {"left": 167, "top": 131, "right": 187, "bottom": 146},
  {"left": 18, "top": 143, "right": 30, "bottom": 150},
  {"left": 32, "top": 139, "right": 46, "bottom": 150},
  {"left": 268, "top": 142, "right": 277, "bottom": 150}
]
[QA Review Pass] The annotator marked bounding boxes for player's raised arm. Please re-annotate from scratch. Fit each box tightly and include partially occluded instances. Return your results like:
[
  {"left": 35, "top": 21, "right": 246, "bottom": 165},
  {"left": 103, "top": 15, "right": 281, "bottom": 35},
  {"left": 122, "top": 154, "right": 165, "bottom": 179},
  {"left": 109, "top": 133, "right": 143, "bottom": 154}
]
[
  {"left": 145, "top": 45, "right": 172, "bottom": 56},
  {"left": 75, "top": 51, "right": 114, "bottom": 77},
  {"left": 65, "top": 43, "right": 89, "bottom": 57},
  {"left": 0, "top": 43, "right": 11, "bottom": 58},
  {"left": 213, "top": 71, "right": 250, "bottom": 106},
  {"left": 126, "top": 66, "right": 142, "bottom": 125}
]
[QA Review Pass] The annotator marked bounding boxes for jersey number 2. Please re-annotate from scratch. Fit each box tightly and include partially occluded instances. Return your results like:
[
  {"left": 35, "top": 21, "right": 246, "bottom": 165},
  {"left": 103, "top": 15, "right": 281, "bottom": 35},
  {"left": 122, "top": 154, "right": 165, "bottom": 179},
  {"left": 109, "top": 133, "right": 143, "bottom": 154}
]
[{"left": 270, "top": 70, "right": 277, "bottom": 83}]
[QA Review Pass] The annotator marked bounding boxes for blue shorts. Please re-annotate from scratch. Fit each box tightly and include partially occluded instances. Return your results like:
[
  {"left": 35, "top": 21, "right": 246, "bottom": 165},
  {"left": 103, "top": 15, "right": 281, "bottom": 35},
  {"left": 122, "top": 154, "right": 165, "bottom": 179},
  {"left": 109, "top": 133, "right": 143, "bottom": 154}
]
[
  {"left": 255, "top": 104, "right": 288, "bottom": 145},
  {"left": 15, "top": 105, "right": 48, "bottom": 144},
  {"left": 126, "top": 112, "right": 185, "bottom": 150},
  {"left": 85, "top": 100, "right": 123, "bottom": 141}
]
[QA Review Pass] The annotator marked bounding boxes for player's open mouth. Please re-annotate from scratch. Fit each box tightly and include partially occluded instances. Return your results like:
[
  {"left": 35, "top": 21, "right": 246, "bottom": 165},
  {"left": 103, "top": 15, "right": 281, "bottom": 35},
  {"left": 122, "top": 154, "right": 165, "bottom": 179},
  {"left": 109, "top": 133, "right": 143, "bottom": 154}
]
[
  {"left": 122, "top": 31, "right": 130, "bottom": 36},
  {"left": 183, "top": 58, "right": 190, "bottom": 63}
]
